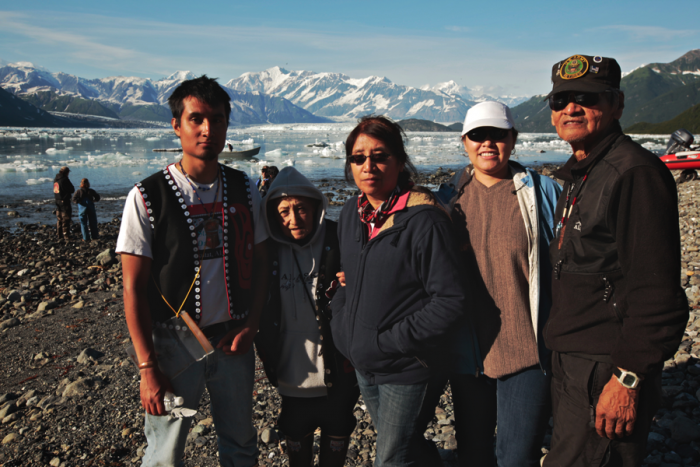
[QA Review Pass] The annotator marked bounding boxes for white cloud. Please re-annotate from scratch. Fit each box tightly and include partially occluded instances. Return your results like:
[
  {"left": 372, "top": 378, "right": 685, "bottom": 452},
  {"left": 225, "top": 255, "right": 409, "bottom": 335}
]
[{"left": 587, "top": 25, "right": 699, "bottom": 41}]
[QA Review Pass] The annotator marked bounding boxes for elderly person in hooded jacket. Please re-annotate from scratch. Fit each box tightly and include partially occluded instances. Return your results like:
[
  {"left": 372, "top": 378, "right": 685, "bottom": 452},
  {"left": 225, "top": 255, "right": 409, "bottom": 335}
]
[{"left": 255, "top": 167, "right": 359, "bottom": 467}]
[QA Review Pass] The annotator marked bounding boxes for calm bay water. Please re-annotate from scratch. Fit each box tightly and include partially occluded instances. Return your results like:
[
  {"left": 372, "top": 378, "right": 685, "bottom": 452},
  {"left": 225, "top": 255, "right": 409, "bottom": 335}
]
[{"left": 0, "top": 124, "right": 670, "bottom": 228}]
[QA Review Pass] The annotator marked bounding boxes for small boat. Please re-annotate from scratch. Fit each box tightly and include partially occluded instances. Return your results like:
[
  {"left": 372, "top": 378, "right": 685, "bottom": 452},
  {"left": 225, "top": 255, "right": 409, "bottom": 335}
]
[
  {"left": 222, "top": 146, "right": 261, "bottom": 158},
  {"left": 661, "top": 129, "right": 700, "bottom": 182},
  {"left": 660, "top": 151, "right": 700, "bottom": 170},
  {"left": 152, "top": 147, "right": 261, "bottom": 158}
]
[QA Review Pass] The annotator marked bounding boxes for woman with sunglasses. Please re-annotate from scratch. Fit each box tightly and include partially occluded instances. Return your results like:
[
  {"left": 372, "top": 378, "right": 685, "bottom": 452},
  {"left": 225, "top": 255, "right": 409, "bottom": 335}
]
[
  {"left": 330, "top": 116, "right": 477, "bottom": 467},
  {"left": 440, "top": 101, "right": 562, "bottom": 466}
]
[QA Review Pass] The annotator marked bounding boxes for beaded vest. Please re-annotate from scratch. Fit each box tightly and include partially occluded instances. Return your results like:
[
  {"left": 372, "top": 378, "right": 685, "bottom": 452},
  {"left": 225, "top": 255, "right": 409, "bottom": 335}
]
[{"left": 136, "top": 164, "right": 255, "bottom": 325}]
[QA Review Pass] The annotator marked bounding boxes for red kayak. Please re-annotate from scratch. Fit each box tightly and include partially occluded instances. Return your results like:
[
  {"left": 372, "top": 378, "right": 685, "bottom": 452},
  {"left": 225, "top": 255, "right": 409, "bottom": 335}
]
[{"left": 660, "top": 151, "right": 700, "bottom": 170}]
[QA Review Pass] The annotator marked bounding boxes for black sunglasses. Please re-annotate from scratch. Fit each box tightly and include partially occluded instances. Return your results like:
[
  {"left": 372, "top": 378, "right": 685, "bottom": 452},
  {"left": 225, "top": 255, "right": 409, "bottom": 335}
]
[
  {"left": 466, "top": 127, "right": 510, "bottom": 143},
  {"left": 548, "top": 91, "right": 605, "bottom": 111},
  {"left": 348, "top": 153, "right": 391, "bottom": 165}
]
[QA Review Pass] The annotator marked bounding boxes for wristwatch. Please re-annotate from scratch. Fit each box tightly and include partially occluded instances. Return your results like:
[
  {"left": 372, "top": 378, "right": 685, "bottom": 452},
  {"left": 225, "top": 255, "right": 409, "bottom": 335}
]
[{"left": 613, "top": 367, "right": 642, "bottom": 389}]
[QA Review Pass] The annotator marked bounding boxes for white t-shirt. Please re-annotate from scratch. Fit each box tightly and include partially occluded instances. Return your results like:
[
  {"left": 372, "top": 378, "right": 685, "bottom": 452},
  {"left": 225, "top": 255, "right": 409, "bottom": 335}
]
[{"left": 116, "top": 163, "right": 268, "bottom": 327}]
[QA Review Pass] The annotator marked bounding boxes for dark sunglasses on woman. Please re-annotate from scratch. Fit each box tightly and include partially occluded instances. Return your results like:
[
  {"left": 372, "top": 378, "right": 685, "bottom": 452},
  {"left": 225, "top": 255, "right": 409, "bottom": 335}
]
[
  {"left": 548, "top": 91, "right": 611, "bottom": 111},
  {"left": 348, "top": 153, "right": 391, "bottom": 165},
  {"left": 466, "top": 127, "right": 510, "bottom": 143}
]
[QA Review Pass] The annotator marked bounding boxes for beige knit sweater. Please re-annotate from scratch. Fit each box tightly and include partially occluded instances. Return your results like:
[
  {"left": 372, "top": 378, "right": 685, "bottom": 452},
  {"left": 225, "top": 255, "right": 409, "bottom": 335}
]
[{"left": 453, "top": 176, "right": 539, "bottom": 379}]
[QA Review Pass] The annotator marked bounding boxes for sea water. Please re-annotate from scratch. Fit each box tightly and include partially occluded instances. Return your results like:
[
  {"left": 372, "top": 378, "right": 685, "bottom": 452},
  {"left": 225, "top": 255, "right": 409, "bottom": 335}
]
[{"left": 0, "top": 124, "right": 670, "bottom": 227}]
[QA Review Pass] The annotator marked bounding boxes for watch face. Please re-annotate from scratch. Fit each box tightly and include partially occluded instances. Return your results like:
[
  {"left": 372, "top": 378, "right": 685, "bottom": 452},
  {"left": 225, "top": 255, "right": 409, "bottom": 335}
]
[{"left": 622, "top": 374, "right": 637, "bottom": 387}]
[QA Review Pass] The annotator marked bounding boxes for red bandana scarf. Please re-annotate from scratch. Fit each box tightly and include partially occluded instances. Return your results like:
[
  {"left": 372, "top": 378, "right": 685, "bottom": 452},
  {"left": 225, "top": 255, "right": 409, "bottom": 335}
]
[{"left": 357, "top": 183, "right": 412, "bottom": 227}]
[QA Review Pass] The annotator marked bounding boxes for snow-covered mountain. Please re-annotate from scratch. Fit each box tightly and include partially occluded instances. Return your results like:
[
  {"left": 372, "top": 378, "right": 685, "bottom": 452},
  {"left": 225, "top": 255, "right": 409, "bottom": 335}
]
[
  {"left": 225, "top": 67, "right": 476, "bottom": 122},
  {"left": 0, "top": 61, "right": 528, "bottom": 124},
  {"left": 420, "top": 80, "right": 528, "bottom": 108},
  {"left": 0, "top": 63, "right": 328, "bottom": 124}
]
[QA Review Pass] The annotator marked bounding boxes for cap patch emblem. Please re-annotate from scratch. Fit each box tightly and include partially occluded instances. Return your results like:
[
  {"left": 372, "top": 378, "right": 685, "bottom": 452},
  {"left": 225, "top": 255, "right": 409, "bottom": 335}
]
[
  {"left": 591, "top": 66, "right": 600, "bottom": 73},
  {"left": 560, "top": 55, "right": 589, "bottom": 80},
  {"left": 593, "top": 56, "right": 603, "bottom": 63}
]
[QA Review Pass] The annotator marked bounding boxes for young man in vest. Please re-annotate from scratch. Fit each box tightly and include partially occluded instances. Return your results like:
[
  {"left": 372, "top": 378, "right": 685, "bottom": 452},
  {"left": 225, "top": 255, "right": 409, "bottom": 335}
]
[{"left": 117, "top": 76, "right": 269, "bottom": 467}]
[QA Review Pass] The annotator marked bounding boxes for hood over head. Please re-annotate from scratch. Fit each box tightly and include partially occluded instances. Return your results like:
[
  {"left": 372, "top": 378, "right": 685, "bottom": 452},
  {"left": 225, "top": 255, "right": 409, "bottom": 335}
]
[{"left": 263, "top": 167, "right": 328, "bottom": 247}]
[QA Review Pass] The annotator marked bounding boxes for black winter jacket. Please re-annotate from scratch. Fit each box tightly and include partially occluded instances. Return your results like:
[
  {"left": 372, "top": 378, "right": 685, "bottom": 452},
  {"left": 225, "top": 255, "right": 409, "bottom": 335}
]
[
  {"left": 53, "top": 173, "right": 74, "bottom": 211},
  {"left": 545, "top": 127, "right": 689, "bottom": 375},
  {"left": 330, "top": 187, "right": 469, "bottom": 385},
  {"left": 72, "top": 188, "right": 100, "bottom": 205}
]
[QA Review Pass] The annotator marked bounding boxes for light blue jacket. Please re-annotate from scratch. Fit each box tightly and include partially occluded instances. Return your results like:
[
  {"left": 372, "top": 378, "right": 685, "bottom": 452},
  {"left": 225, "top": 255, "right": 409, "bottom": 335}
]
[{"left": 436, "top": 161, "right": 562, "bottom": 375}]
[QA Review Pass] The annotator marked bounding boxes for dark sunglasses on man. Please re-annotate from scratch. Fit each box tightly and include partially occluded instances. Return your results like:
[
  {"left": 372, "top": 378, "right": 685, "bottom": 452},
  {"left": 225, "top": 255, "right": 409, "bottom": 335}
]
[
  {"left": 348, "top": 153, "right": 391, "bottom": 165},
  {"left": 466, "top": 127, "right": 510, "bottom": 143},
  {"left": 548, "top": 90, "right": 614, "bottom": 112}
]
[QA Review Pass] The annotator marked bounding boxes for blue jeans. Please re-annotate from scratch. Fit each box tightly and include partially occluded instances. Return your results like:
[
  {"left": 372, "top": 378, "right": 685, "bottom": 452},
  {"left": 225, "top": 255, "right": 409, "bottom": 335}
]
[
  {"left": 356, "top": 371, "right": 442, "bottom": 467},
  {"left": 77, "top": 203, "right": 99, "bottom": 241},
  {"left": 450, "top": 366, "right": 551, "bottom": 467},
  {"left": 142, "top": 340, "right": 258, "bottom": 467}
]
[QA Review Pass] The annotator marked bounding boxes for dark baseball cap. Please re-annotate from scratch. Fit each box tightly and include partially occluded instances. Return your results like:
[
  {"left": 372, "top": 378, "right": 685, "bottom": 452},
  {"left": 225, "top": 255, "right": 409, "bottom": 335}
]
[{"left": 546, "top": 54, "right": 621, "bottom": 98}]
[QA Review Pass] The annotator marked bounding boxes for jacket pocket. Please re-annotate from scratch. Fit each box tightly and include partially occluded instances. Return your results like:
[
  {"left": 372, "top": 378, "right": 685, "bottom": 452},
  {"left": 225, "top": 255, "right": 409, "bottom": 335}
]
[{"left": 351, "top": 323, "right": 399, "bottom": 374}]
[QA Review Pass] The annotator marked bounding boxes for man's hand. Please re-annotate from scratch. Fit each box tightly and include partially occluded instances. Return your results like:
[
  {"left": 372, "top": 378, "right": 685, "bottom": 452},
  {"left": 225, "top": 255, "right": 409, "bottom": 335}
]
[
  {"left": 216, "top": 322, "right": 258, "bottom": 355},
  {"left": 337, "top": 271, "right": 346, "bottom": 287},
  {"left": 595, "top": 374, "right": 640, "bottom": 439},
  {"left": 140, "top": 367, "right": 175, "bottom": 416}
]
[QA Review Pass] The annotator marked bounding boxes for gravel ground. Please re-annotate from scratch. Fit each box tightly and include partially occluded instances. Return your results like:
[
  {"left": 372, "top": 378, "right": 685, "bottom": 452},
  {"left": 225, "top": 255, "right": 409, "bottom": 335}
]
[{"left": 0, "top": 168, "right": 697, "bottom": 466}]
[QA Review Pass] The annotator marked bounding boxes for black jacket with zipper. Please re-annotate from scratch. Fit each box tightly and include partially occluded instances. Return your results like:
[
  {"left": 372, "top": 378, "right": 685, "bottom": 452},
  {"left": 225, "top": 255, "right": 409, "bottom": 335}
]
[
  {"left": 330, "top": 188, "right": 469, "bottom": 385},
  {"left": 545, "top": 125, "right": 688, "bottom": 375}
]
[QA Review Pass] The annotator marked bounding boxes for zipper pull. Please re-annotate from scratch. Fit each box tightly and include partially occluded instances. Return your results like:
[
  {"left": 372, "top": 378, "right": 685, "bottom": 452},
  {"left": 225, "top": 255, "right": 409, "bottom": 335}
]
[
  {"left": 602, "top": 277, "right": 614, "bottom": 303},
  {"left": 554, "top": 260, "right": 563, "bottom": 280}
]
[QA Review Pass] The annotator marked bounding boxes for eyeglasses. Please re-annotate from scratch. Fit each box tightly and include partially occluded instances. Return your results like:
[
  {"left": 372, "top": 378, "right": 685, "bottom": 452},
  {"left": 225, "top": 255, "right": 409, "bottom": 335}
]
[
  {"left": 466, "top": 127, "right": 510, "bottom": 143},
  {"left": 548, "top": 91, "right": 603, "bottom": 111},
  {"left": 348, "top": 153, "right": 391, "bottom": 165}
]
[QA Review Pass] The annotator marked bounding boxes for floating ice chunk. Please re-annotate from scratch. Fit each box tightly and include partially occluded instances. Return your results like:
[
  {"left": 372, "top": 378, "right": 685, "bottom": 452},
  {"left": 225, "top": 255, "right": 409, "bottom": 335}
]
[
  {"left": 26, "top": 177, "right": 53, "bottom": 185},
  {"left": 45, "top": 148, "right": 56, "bottom": 154},
  {"left": 282, "top": 159, "right": 295, "bottom": 167},
  {"left": 265, "top": 148, "right": 282, "bottom": 156},
  {"left": 132, "top": 172, "right": 142, "bottom": 176}
]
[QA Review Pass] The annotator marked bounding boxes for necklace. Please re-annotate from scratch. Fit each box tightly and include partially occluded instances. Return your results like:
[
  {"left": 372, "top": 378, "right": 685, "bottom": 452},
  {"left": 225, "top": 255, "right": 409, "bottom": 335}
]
[{"left": 179, "top": 161, "right": 221, "bottom": 219}]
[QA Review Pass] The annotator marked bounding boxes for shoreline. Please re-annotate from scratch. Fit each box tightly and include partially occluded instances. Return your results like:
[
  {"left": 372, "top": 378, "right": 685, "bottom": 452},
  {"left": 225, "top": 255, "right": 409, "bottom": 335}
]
[{"left": 0, "top": 168, "right": 696, "bottom": 466}]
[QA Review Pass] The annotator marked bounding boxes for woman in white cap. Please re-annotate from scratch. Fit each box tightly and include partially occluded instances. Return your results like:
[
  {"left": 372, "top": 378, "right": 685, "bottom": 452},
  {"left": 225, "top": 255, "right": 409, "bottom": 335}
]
[{"left": 439, "top": 101, "right": 562, "bottom": 466}]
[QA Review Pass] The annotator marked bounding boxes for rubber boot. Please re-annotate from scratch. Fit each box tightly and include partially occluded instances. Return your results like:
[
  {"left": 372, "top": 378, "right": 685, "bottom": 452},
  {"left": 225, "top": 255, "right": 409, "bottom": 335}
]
[
  {"left": 286, "top": 432, "right": 314, "bottom": 467},
  {"left": 319, "top": 434, "right": 350, "bottom": 467}
]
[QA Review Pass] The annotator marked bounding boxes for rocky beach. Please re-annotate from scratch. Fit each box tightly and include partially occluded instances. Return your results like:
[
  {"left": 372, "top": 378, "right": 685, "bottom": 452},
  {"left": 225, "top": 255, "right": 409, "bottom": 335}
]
[{"left": 0, "top": 168, "right": 698, "bottom": 467}]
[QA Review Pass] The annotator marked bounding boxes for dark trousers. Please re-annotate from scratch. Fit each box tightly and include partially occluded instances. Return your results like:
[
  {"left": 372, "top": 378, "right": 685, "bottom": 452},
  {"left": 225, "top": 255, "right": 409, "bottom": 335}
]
[
  {"left": 544, "top": 352, "right": 661, "bottom": 467},
  {"left": 448, "top": 366, "right": 551, "bottom": 467},
  {"left": 56, "top": 205, "right": 72, "bottom": 238}
]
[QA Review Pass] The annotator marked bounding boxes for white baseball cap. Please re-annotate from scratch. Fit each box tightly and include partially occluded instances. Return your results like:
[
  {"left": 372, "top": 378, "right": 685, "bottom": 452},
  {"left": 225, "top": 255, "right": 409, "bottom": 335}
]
[{"left": 461, "top": 101, "right": 514, "bottom": 137}]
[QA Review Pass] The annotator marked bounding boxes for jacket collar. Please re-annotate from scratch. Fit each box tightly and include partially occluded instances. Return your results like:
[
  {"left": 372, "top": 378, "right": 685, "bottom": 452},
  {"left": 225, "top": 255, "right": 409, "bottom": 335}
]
[
  {"left": 455, "top": 160, "right": 530, "bottom": 194},
  {"left": 553, "top": 122, "right": 624, "bottom": 182}
]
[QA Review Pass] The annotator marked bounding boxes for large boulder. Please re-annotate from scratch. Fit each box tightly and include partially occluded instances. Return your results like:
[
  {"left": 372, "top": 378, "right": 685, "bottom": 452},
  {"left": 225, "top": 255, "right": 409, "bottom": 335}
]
[{"left": 96, "top": 249, "right": 117, "bottom": 266}]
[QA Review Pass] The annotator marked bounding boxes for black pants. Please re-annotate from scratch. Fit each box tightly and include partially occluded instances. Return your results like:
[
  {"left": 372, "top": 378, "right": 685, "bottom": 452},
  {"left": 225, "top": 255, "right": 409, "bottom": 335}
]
[
  {"left": 278, "top": 384, "right": 360, "bottom": 440},
  {"left": 544, "top": 352, "right": 661, "bottom": 467}
]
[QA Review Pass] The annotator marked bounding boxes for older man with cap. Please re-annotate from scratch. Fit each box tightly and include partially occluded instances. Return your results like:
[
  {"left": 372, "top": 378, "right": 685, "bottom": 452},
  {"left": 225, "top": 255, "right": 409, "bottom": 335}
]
[{"left": 542, "top": 54, "right": 689, "bottom": 465}]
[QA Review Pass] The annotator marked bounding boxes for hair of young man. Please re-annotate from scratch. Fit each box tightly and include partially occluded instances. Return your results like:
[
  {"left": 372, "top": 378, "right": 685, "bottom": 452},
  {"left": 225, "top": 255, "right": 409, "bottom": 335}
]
[
  {"left": 59, "top": 166, "right": 70, "bottom": 175},
  {"left": 344, "top": 115, "right": 417, "bottom": 184},
  {"left": 80, "top": 178, "right": 90, "bottom": 189},
  {"left": 168, "top": 75, "right": 232, "bottom": 125}
]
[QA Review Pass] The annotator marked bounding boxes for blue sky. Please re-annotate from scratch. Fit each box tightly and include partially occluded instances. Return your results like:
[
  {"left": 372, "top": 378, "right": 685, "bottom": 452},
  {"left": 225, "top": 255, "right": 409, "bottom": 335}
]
[{"left": 1, "top": 0, "right": 697, "bottom": 96}]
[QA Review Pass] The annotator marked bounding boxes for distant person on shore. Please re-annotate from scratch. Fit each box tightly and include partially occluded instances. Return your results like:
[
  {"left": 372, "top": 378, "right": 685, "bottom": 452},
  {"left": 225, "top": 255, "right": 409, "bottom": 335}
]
[
  {"left": 53, "top": 166, "right": 74, "bottom": 241},
  {"left": 116, "top": 76, "right": 269, "bottom": 467},
  {"left": 330, "top": 116, "right": 475, "bottom": 467},
  {"left": 438, "top": 101, "right": 561, "bottom": 466},
  {"left": 72, "top": 178, "right": 100, "bottom": 242},
  {"left": 541, "top": 55, "right": 688, "bottom": 465},
  {"left": 256, "top": 165, "right": 279, "bottom": 198},
  {"left": 256, "top": 166, "right": 359, "bottom": 467}
]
